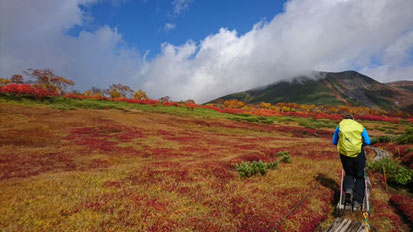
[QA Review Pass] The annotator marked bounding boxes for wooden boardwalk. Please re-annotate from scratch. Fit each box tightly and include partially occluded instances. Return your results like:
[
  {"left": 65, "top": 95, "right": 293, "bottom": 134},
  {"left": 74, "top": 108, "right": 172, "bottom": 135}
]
[
  {"left": 324, "top": 218, "right": 366, "bottom": 232},
  {"left": 325, "top": 147, "right": 387, "bottom": 231}
]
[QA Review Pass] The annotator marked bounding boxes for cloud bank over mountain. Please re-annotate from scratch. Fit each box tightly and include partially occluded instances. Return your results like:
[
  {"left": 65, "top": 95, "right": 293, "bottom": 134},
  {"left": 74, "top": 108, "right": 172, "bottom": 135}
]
[{"left": 1, "top": 0, "right": 412, "bottom": 103}]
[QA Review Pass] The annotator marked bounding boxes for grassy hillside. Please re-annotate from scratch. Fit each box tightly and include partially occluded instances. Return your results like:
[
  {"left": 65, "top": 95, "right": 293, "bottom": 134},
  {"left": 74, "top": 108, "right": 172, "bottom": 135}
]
[
  {"left": 234, "top": 78, "right": 345, "bottom": 106},
  {"left": 215, "top": 78, "right": 344, "bottom": 106},
  {"left": 0, "top": 96, "right": 412, "bottom": 231}
]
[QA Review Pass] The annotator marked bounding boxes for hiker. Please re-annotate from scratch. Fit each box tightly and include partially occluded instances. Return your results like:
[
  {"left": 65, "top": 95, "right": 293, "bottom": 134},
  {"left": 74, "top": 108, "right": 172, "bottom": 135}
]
[{"left": 332, "top": 114, "right": 371, "bottom": 208}]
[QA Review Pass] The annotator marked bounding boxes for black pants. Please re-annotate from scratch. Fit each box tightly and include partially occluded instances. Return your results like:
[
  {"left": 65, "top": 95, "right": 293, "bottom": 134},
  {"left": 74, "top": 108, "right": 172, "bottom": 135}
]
[{"left": 340, "top": 149, "right": 366, "bottom": 203}]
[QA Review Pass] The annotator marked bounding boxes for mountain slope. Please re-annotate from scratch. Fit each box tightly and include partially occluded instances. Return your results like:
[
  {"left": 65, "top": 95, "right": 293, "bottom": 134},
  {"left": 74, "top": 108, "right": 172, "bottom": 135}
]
[
  {"left": 387, "top": 80, "right": 413, "bottom": 92},
  {"left": 212, "top": 71, "right": 413, "bottom": 112}
]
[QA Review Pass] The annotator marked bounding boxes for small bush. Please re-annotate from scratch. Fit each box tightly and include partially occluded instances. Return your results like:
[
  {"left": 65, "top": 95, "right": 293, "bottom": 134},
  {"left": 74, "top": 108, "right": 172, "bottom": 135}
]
[
  {"left": 235, "top": 160, "right": 278, "bottom": 178},
  {"left": 396, "top": 127, "right": 413, "bottom": 144},
  {"left": 280, "top": 154, "right": 292, "bottom": 164},
  {"left": 367, "top": 158, "right": 413, "bottom": 185},
  {"left": 275, "top": 151, "right": 290, "bottom": 157},
  {"left": 236, "top": 160, "right": 266, "bottom": 177},
  {"left": 370, "top": 135, "right": 396, "bottom": 145},
  {"left": 266, "top": 161, "right": 279, "bottom": 170}
]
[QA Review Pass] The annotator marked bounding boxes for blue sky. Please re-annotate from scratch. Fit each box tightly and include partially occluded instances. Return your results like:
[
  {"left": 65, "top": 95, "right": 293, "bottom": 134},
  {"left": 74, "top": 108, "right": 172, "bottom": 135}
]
[
  {"left": 78, "top": 0, "right": 285, "bottom": 58},
  {"left": 1, "top": 0, "right": 413, "bottom": 103}
]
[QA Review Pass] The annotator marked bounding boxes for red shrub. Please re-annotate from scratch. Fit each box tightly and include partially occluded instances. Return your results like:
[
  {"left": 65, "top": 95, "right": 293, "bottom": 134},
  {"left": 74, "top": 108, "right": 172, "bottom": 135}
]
[
  {"left": 0, "top": 152, "right": 76, "bottom": 180},
  {"left": 390, "top": 194, "right": 413, "bottom": 222},
  {"left": 222, "top": 107, "right": 244, "bottom": 114},
  {"left": 64, "top": 93, "right": 86, "bottom": 99},
  {"left": 66, "top": 124, "right": 145, "bottom": 152},
  {"left": 162, "top": 101, "right": 179, "bottom": 107},
  {"left": 200, "top": 161, "right": 234, "bottom": 182},
  {"left": 118, "top": 98, "right": 159, "bottom": 106},
  {"left": 0, "top": 83, "right": 59, "bottom": 98},
  {"left": 185, "top": 103, "right": 195, "bottom": 110},
  {"left": 356, "top": 115, "right": 400, "bottom": 123}
]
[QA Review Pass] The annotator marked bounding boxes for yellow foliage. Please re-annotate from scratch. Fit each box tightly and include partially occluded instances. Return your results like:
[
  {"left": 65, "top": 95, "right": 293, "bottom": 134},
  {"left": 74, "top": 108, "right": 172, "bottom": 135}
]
[
  {"left": 222, "top": 99, "right": 245, "bottom": 108},
  {"left": 242, "top": 105, "right": 253, "bottom": 111},
  {"left": 109, "top": 89, "right": 121, "bottom": 98},
  {"left": 281, "top": 106, "right": 290, "bottom": 112},
  {"left": 83, "top": 90, "right": 91, "bottom": 96},
  {"left": 259, "top": 102, "right": 271, "bottom": 109},
  {"left": 133, "top": 89, "right": 147, "bottom": 100},
  {"left": 270, "top": 106, "right": 280, "bottom": 111},
  {"left": 0, "top": 78, "right": 10, "bottom": 87}
]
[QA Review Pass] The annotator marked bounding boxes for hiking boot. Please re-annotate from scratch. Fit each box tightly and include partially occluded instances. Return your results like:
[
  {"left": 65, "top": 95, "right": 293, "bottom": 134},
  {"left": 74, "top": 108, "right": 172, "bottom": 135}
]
[
  {"left": 353, "top": 201, "right": 362, "bottom": 211},
  {"left": 345, "top": 189, "right": 353, "bottom": 205},
  {"left": 353, "top": 201, "right": 362, "bottom": 210}
]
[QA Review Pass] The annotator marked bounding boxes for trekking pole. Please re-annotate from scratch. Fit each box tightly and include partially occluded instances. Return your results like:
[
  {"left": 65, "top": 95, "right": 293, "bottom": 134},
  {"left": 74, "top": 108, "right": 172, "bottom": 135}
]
[
  {"left": 397, "top": 146, "right": 400, "bottom": 158},
  {"left": 364, "top": 169, "right": 370, "bottom": 213},
  {"left": 363, "top": 212, "right": 370, "bottom": 232},
  {"left": 383, "top": 166, "right": 388, "bottom": 192},
  {"left": 339, "top": 169, "right": 344, "bottom": 209}
]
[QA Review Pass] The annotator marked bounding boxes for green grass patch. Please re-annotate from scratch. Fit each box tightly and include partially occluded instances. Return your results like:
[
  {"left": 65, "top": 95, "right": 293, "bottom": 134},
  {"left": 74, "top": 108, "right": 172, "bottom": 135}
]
[
  {"left": 367, "top": 158, "right": 413, "bottom": 185},
  {"left": 271, "top": 116, "right": 338, "bottom": 128},
  {"left": 229, "top": 114, "right": 274, "bottom": 124},
  {"left": 0, "top": 94, "right": 233, "bottom": 120},
  {"left": 297, "top": 118, "right": 336, "bottom": 129}
]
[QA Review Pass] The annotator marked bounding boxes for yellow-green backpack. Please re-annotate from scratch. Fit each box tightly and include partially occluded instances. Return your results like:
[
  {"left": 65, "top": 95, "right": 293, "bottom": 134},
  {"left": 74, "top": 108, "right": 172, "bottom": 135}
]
[{"left": 337, "top": 119, "right": 364, "bottom": 157}]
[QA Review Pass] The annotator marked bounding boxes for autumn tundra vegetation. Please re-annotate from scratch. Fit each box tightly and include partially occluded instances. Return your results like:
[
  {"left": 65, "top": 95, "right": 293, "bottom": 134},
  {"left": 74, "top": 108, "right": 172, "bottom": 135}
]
[{"left": 0, "top": 69, "right": 412, "bottom": 231}]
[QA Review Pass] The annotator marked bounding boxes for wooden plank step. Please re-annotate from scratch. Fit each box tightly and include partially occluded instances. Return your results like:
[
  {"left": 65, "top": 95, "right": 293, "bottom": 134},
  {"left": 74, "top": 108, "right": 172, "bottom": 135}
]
[{"left": 325, "top": 218, "right": 366, "bottom": 232}]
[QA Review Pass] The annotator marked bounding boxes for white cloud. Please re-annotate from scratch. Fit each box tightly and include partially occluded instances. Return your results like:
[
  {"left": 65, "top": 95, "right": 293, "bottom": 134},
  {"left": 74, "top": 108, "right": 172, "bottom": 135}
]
[
  {"left": 1, "top": 0, "right": 412, "bottom": 103},
  {"left": 163, "top": 23, "right": 176, "bottom": 32},
  {"left": 361, "top": 31, "right": 413, "bottom": 83},
  {"left": 172, "top": 0, "right": 193, "bottom": 15},
  {"left": 0, "top": 0, "right": 143, "bottom": 91},
  {"left": 142, "top": 0, "right": 413, "bottom": 102}
]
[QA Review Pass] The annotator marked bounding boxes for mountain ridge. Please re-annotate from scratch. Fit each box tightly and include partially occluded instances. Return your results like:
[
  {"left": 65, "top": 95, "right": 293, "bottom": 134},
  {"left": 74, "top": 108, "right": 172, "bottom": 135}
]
[{"left": 210, "top": 71, "right": 413, "bottom": 112}]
